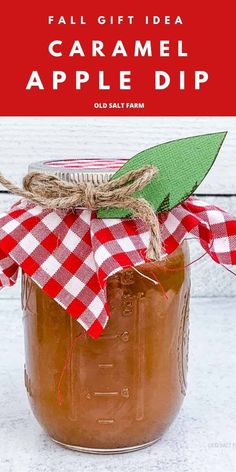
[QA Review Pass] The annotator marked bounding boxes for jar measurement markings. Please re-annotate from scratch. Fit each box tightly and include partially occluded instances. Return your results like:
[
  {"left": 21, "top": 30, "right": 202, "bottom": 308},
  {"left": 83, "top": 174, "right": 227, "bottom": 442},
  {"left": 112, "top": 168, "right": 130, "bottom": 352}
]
[
  {"left": 97, "top": 419, "right": 115, "bottom": 425},
  {"left": 87, "top": 388, "right": 130, "bottom": 399},
  {"left": 99, "top": 333, "right": 119, "bottom": 340},
  {"left": 94, "top": 391, "right": 119, "bottom": 397},
  {"left": 135, "top": 294, "right": 145, "bottom": 421}
]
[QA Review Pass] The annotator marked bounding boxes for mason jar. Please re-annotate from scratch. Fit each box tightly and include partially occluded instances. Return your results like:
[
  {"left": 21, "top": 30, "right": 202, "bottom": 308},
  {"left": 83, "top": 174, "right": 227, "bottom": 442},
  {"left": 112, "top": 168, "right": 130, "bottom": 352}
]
[{"left": 22, "top": 159, "right": 190, "bottom": 453}]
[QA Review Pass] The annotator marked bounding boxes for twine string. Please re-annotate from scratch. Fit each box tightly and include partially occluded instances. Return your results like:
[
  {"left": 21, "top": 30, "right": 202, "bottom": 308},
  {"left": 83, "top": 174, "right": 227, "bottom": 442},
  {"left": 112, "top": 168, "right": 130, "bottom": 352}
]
[{"left": 0, "top": 165, "right": 161, "bottom": 260}]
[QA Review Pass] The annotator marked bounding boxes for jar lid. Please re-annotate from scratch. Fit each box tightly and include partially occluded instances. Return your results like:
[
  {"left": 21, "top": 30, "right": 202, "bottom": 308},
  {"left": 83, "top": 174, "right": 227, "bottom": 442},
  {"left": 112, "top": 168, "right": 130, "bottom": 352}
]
[{"left": 29, "top": 158, "right": 128, "bottom": 185}]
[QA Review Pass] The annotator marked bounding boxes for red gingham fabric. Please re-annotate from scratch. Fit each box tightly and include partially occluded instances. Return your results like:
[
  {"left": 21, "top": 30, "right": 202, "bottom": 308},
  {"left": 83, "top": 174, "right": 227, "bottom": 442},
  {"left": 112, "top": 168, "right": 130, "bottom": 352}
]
[{"left": 0, "top": 196, "right": 236, "bottom": 338}]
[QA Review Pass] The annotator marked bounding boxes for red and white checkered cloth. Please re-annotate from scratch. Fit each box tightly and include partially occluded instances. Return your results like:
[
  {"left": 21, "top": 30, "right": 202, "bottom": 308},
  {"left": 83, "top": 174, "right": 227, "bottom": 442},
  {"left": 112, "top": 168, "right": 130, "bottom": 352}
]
[{"left": 0, "top": 196, "right": 236, "bottom": 338}]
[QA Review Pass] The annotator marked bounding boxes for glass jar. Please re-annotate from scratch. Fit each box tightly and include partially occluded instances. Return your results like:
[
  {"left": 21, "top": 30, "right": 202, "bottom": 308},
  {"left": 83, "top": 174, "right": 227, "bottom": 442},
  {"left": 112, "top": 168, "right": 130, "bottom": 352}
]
[{"left": 21, "top": 159, "right": 191, "bottom": 453}]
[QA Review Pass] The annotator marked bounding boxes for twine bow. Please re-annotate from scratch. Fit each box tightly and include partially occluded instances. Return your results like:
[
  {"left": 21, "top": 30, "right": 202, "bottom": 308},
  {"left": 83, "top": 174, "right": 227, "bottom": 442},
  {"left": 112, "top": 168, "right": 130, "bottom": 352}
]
[{"left": 0, "top": 166, "right": 161, "bottom": 260}]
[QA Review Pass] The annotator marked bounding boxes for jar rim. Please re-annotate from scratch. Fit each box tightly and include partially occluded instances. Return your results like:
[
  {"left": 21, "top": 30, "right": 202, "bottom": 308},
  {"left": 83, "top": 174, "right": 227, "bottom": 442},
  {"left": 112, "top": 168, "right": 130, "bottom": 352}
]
[
  {"left": 29, "top": 158, "right": 127, "bottom": 174},
  {"left": 28, "top": 158, "right": 128, "bottom": 184}
]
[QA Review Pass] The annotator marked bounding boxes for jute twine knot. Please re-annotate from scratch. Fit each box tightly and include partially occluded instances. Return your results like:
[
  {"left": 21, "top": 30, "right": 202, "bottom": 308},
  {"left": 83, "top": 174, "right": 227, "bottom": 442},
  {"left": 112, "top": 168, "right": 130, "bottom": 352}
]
[{"left": 0, "top": 165, "right": 162, "bottom": 260}]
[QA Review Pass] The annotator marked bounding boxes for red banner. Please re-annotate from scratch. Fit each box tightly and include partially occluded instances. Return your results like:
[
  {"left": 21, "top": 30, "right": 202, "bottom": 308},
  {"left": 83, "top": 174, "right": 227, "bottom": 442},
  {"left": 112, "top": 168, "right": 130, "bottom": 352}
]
[{"left": 0, "top": 1, "right": 235, "bottom": 116}]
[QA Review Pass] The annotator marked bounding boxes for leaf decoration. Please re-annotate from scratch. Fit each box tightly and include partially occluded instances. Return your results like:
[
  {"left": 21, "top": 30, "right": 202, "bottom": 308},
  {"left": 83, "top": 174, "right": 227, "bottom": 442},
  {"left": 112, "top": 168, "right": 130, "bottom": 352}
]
[{"left": 97, "top": 132, "right": 227, "bottom": 219}]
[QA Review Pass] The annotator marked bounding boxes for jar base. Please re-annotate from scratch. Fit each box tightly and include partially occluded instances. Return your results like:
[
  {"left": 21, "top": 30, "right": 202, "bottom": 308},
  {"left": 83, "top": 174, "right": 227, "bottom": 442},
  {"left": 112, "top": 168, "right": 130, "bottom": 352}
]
[{"left": 51, "top": 437, "right": 161, "bottom": 454}]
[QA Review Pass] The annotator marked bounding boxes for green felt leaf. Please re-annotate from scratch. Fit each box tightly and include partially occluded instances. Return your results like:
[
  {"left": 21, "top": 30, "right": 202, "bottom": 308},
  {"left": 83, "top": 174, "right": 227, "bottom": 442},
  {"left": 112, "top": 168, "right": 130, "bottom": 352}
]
[{"left": 97, "top": 132, "right": 227, "bottom": 218}]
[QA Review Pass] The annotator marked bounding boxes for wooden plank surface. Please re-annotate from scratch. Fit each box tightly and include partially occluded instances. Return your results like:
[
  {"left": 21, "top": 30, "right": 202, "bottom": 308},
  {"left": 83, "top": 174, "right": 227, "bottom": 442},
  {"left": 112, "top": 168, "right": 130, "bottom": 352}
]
[
  {"left": 0, "top": 117, "right": 236, "bottom": 194},
  {"left": 0, "top": 118, "right": 235, "bottom": 472},
  {"left": 0, "top": 117, "right": 236, "bottom": 297},
  {"left": 0, "top": 297, "right": 235, "bottom": 472},
  {"left": 0, "top": 194, "right": 235, "bottom": 299}
]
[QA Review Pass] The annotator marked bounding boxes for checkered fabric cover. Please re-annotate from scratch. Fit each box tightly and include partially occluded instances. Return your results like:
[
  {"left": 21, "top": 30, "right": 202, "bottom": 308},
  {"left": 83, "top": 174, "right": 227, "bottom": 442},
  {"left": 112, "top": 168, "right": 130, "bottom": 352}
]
[{"left": 0, "top": 196, "right": 236, "bottom": 338}]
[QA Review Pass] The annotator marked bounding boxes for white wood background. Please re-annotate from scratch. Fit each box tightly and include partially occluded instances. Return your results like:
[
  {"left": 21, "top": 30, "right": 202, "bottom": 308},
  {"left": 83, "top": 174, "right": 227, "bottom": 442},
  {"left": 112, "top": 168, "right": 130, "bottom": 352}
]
[
  {"left": 1, "top": 297, "right": 235, "bottom": 472},
  {"left": 0, "top": 117, "right": 236, "bottom": 297}
]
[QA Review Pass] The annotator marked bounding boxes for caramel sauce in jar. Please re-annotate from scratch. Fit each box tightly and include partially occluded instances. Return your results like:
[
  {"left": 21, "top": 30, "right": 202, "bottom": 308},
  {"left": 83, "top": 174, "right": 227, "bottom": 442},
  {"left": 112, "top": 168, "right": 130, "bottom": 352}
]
[{"left": 22, "top": 242, "right": 190, "bottom": 453}]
